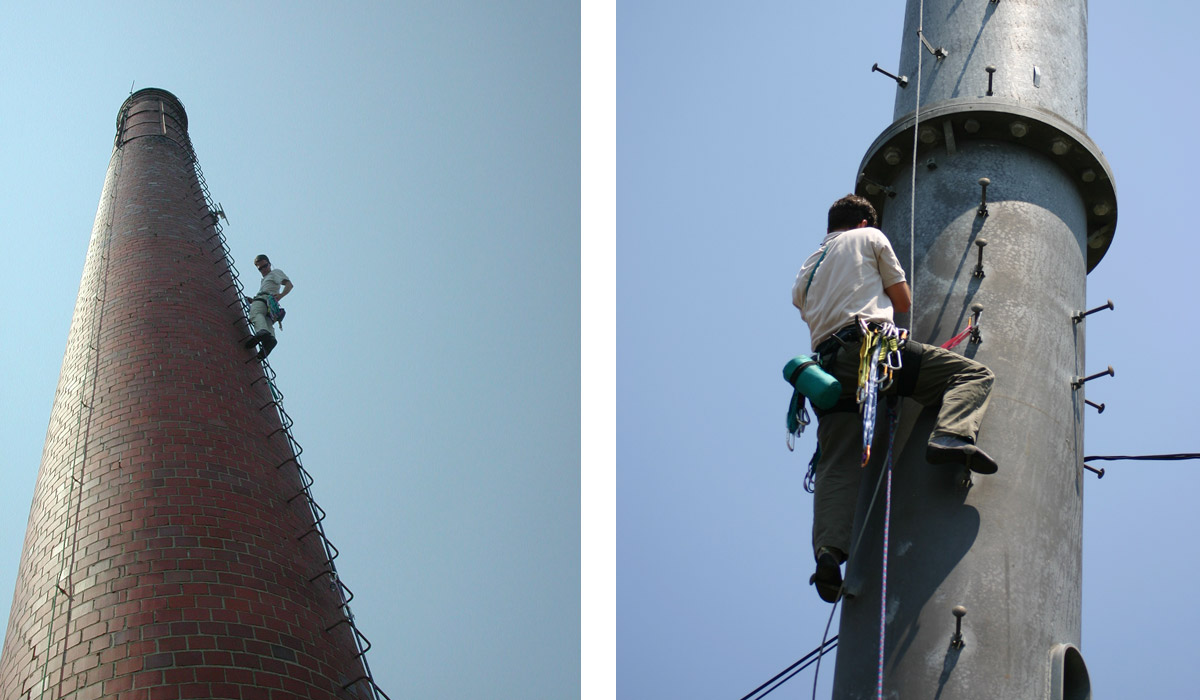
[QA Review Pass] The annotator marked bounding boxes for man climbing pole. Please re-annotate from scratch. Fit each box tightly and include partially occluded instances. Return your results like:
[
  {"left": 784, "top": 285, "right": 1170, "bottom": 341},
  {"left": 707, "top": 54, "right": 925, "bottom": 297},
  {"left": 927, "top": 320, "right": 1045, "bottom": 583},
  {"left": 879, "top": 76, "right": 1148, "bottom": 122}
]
[
  {"left": 245, "top": 254, "right": 292, "bottom": 360},
  {"left": 792, "top": 194, "right": 996, "bottom": 603}
]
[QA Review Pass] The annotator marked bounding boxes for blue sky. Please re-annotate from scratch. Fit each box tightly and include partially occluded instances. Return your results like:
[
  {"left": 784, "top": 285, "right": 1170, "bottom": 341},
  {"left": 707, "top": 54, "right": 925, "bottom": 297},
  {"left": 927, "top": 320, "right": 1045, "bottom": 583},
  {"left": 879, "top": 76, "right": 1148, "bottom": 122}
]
[
  {"left": 0, "top": 3, "right": 580, "bottom": 698},
  {"left": 619, "top": 2, "right": 1200, "bottom": 698}
]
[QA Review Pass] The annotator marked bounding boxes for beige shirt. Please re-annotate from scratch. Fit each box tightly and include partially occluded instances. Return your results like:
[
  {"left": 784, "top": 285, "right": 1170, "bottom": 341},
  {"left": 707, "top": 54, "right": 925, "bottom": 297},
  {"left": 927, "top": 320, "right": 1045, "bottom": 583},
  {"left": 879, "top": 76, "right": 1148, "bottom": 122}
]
[
  {"left": 792, "top": 227, "right": 907, "bottom": 350},
  {"left": 258, "top": 268, "right": 290, "bottom": 297}
]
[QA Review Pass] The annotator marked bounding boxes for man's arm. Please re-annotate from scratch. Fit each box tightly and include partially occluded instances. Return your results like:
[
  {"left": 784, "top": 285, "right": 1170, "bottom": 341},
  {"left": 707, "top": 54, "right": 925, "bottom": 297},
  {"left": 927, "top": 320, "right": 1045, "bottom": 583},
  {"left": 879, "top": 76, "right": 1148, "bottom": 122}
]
[
  {"left": 277, "top": 279, "right": 293, "bottom": 301},
  {"left": 884, "top": 281, "right": 911, "bottom": 312}
]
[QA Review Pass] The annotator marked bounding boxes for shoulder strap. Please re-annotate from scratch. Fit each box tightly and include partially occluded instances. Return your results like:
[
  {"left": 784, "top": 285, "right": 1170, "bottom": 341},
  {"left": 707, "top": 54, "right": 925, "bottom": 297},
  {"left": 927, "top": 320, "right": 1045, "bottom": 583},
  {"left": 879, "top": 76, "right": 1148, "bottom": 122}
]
[{"left": 801, "top": 246, "right": 829, "bottom": 307}]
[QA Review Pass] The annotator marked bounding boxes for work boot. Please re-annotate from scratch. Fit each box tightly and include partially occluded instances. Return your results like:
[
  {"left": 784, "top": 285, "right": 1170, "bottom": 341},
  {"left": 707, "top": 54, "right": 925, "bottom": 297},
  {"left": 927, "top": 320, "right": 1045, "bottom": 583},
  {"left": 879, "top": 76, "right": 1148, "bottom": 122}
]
[
  {"left": 256, "top": 335, "right": 278, "bottom": 360},
  {"left": 244, "top": 330, "right": 270, "bottom": 349},
  {"left": 809, "top": 548, "right": 843, "bottom": 603},
  {"left": 926, "top": 435, "right": 998, "bottom": 474}
]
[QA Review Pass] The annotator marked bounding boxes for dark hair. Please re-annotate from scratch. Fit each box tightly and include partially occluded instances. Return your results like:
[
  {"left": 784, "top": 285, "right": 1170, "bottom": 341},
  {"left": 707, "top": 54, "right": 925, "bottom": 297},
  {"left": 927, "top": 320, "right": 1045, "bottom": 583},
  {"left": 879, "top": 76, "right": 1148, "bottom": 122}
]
[
  {"left": 827, "top": 194, "right": 878, "bottom": 232},
  {"left": 254, "top": 254, "right": 270, "bottom": 265}
]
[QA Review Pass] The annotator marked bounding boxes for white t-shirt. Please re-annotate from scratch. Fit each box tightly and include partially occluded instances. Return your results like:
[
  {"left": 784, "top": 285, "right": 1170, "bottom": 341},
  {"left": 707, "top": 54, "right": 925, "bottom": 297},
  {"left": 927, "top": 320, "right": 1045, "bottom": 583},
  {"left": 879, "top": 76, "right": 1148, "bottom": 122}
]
[
  {"left": 792, "top": 227, "right": 907, "bottom": 350},
  {"left": 258, "top": 268, "right": 290, "bottom": 297}
]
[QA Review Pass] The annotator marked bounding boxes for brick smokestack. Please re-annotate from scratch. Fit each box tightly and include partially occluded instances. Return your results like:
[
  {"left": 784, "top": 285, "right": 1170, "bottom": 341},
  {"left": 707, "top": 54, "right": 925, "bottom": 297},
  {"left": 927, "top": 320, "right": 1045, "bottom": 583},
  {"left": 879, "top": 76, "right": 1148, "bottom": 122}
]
[{"left": 0, "top": 89, "right": 374, "bottom": 699}]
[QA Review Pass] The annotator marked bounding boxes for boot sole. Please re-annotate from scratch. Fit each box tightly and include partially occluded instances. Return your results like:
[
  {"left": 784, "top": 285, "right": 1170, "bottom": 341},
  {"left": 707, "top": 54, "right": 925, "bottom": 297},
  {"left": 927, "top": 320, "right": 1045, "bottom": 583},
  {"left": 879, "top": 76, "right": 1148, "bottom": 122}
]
[{"left": 926, "top": 443, "right": 998, "bottom": 475}]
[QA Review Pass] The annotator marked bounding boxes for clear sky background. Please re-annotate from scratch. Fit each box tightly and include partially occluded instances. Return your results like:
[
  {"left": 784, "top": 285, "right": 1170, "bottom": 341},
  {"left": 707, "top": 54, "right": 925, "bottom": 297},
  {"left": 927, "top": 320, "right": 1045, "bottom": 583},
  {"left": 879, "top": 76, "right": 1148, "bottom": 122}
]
[
  {"left": 0, "top": 3, "right": 580, "bottom": 698},
  {"left": 619, "top": 1, "right": 1199, "bottom": 698}
]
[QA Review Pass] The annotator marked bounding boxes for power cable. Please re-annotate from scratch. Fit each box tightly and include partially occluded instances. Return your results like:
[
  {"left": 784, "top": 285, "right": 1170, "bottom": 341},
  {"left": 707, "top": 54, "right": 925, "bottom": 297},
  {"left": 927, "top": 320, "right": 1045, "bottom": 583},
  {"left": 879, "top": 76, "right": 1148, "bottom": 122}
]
[
  {"left": 738, "top": 636, "right": 838, "bottom": 700},
  {"left": 1084, "top": 453, "right": 1200, "bottom": 462}
]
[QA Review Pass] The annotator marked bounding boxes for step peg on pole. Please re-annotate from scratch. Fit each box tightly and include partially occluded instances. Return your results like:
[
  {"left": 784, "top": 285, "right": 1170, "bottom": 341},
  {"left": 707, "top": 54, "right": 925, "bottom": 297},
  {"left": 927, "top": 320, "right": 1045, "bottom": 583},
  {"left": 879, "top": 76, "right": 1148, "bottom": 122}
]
[
  {"left": 859, "top": 173, "right": 897, "bottom": 199},
  {"left": 969, "top": 304, "right": 983, "bottom": 344},
  {"left": 872, "top": 62, "right": 909, "bottom": 88},
  {"left": 950, "top": 606, "right": 967, "bottom": 649},
  {"left": 972, "top": 239, "right": 988, "bottom": 278},
  {"left": 919, "top": 30, "right": 948, "bottom": 59},
  {"left": 1073, "top": 299, "right": 1114, "bottom": 323},
  {"left": 1084, "top": 463, "right": 1105, "bottom": 479},
  {"left": 1072, "top": 365, "right": 1114, "bottom": 390},
  {"left": 1084, "top": 399, "right": 1105, "bottom": 413},
  {"left": 986, "top": 66, "right": 997, "bottom": 96},
  {"left": 977, "top": 178, "right": 991, "bottom": 217}
]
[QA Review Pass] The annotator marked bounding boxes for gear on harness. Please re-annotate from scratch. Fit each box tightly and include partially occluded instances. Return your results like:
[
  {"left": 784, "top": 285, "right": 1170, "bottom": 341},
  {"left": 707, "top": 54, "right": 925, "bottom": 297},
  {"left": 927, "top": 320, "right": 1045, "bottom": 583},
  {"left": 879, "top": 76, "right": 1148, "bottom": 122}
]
[
  {"left": 856, "top": 320, "right": 906, "bottom": 466},
  {"left": 804, "top": 444, "right": 821, "bottom": 493},
  {"left": 266, "top": 295, "right": 286, "bottom": 328},
  {"left": 783, "top": 355, "right": 841, "bottom": 451}
]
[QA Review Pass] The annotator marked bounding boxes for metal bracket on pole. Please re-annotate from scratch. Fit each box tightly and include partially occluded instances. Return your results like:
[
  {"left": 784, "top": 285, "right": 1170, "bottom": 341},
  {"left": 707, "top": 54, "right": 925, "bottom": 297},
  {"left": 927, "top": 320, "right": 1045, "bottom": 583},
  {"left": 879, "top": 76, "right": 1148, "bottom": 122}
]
[
  {"left": 872, "top": 63, "right": 909, "bottom": 88},
  {"left": 919, "top": 30, "right": 948, "bottom": 59},
  {"left": 1071, "top": 366, "right": 1114, "bottom": 390}
]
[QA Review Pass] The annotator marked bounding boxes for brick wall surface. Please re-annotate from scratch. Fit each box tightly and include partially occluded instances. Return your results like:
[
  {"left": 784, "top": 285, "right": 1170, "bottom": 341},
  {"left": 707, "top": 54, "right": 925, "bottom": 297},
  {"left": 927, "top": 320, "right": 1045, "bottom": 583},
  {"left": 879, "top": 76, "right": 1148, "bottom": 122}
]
[{"left": 0, "top": 90, "right": 371, "bottom": 700}]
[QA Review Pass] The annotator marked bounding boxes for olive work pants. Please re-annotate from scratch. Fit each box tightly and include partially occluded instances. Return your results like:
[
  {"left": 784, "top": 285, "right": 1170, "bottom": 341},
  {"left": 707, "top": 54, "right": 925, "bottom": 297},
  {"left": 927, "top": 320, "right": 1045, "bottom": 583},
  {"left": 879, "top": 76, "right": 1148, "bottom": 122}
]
[
  {"left": 249, "top": 296, "right": 278, "bottom": 339},
  {"left": 811, "top": 338, "right": 993, "bottom": 562}
]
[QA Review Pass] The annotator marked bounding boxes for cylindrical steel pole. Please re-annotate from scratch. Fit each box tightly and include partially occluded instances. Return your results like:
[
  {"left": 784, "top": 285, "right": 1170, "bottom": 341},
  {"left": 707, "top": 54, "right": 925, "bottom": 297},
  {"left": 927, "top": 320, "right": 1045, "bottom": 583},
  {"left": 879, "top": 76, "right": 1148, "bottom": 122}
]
[{"left": 837, "top": 3, "right": 1114, "bottom": 698}]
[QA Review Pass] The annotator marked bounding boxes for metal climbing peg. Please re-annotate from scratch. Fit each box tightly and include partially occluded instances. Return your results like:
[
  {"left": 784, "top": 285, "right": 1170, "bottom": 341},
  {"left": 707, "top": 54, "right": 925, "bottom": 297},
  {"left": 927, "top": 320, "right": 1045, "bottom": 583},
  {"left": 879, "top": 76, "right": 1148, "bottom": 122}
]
[
  {"left": 1083, "top": 463, "right": 1105, "bottom": 479},
  {"left": 859, "top": 173, "right": 898, "bottom": 199},
  {"left": 1084, "top": 399, "right": 1105, "bottom": 413},
  {"left": 872, "top": 63, "right": 909, "bottom": 88},
  {"left": 1071, "top": 366, "right": 1114, "bottom": 390},
  {"left": 964, "top": 303, "right": 984, "bottom": 345},
  {"left": 973, "top": 239, "right": 988, "bottom": 278},
  {"left": 951, "top": 606, "right": 967, "bottom": 649},
  {"left": 969, "top": 304, "right": 983, "bottom": 344},
  {"left": 986, "top": 66, "right": 997, "bottom": 96},
  {"left": 1073, "top": 299, "right": 1114, "bottom": 323},
  {"left": 977, "top": 178, "right": 991, "bottom": 217}
]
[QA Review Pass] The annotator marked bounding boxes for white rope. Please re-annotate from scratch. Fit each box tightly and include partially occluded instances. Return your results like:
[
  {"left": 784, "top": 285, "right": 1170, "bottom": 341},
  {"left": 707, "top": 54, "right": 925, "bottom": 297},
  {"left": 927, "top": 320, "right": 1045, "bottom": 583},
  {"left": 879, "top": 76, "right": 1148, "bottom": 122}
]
[{"left": 909, "top": 0, "right": 924, "bottom": 329}]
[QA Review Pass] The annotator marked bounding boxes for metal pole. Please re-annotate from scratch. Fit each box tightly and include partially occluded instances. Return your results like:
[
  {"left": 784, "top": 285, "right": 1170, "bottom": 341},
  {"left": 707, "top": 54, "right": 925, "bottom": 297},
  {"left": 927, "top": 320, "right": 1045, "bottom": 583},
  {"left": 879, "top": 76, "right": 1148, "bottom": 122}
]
[{"left": 836, "top": 2, "right": 1114, "bottom": 698}]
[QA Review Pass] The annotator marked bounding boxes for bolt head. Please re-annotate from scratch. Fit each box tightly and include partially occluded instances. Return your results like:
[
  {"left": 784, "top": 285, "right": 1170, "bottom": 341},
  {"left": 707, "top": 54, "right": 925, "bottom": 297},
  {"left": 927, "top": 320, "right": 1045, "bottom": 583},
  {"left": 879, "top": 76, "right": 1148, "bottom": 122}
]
[
  {"left": 970, "top": 303, "right": 984, "bottom": 313},
  {"left": 953, "top": 605, "right": 967, "bottom": 618},
  {"left": 1010, "top": 121, "right": 1029, "bottom": 138},
  {"left": 884, "top": 147, "right": 902, "bottom": 166},
  {"left": 975, "top": 238, "right": 988, "bottom": 248},
  {"left": 963, "top": 119, "right": 981, "bottom": 134},
  {"left": 985, "top": 65, "right": 996, "bottom": 74},
  {"left": 978, "top": 177, "right": 990, "bottom": 187}
]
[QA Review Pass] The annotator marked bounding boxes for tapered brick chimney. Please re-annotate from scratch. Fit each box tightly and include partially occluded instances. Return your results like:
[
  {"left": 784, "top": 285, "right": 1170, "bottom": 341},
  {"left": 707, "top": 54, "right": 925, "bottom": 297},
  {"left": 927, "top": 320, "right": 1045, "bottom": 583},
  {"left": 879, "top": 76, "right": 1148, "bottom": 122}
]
[{"left": 0, "top": 88, "right": 380, "bottom": 699}]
